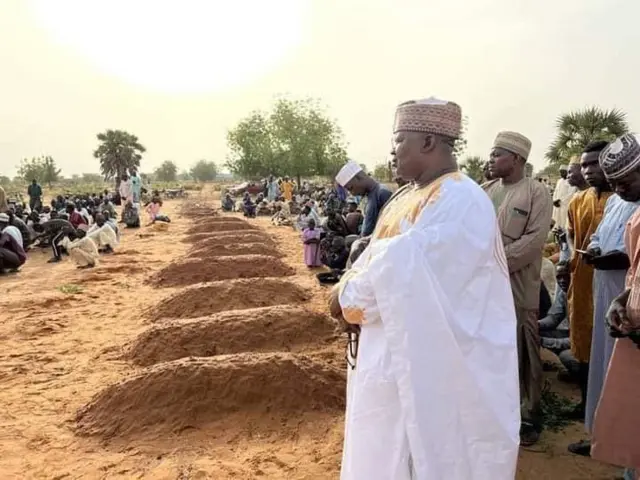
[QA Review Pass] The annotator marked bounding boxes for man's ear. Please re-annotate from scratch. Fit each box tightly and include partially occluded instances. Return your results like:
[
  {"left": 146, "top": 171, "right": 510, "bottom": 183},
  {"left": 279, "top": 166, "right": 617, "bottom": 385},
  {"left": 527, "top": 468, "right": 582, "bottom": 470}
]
[{"left": 421, "top": 134, "right": 436, "bottom": 154}]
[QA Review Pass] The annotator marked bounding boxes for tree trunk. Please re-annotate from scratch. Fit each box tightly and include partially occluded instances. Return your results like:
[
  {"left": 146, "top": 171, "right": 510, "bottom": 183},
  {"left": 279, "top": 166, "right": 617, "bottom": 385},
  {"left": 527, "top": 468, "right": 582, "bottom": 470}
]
[{"left": 296, "top": 174, "right": 302, "bottom": 189}]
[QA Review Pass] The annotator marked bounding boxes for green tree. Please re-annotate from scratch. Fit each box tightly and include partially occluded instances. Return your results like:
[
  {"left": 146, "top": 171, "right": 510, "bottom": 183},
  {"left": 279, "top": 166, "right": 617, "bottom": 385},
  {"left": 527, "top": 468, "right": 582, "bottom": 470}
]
[
  {"left": 17, "top": 155, "right": 61, "bottom": 187},
  {"left": 0, "top": 176, "right": 10, "bottom": 186},
  {"left": 93, "top": 129, "right": 146, "bottom": 190},
  {"left": 226, "top": 97, "right": 348, "bottom": 185},
  {"left": 546, "top": 107, "right": 629, "bottom": 167},
  {"left": 154, "top": 160, "right": 178, "bottom": 182},
  {"left": 190, "top": 160, "right": 218, "bottom": 182},
  {"left": 373, "top": 162, "right": 392, "bottom": 182},
  {"left": 460, "top": 155, "right": 485, "bottom": 183},
  {"left": 41, "top": 156, "right": 61, "bottom": 187}
]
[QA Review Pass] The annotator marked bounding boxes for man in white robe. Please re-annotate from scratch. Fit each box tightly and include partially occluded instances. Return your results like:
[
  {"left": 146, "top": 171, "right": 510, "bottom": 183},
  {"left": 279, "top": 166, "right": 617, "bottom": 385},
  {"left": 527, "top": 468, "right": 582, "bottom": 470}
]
[
  {"left": 87, "top": 213, "right": 118, "bottom": 253},
  {"left": 59, "top": 231, "right": 99, "bottom": 268},
  {"left": 330, "top": 98, "right": 520, "bottom": 480},
  {"left": 552, "top": 165, "right": 577, "bottom": 230}
]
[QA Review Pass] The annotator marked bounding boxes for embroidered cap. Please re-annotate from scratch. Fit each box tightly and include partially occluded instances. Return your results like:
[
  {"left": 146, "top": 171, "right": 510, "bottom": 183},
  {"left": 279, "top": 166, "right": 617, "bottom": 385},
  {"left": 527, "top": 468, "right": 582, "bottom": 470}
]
[
  {"left": 393, "top": 97, "right": 462, "bottom": 139},
  {"left": 599, "top": 133, "right": 640, "bottom": 180}
]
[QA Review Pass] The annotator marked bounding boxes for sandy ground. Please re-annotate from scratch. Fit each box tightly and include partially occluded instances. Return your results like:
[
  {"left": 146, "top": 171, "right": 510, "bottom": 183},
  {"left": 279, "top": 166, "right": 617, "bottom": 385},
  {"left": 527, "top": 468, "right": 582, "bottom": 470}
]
[{"left": 0, "top": 193, "right": 622, "bottom": 479}]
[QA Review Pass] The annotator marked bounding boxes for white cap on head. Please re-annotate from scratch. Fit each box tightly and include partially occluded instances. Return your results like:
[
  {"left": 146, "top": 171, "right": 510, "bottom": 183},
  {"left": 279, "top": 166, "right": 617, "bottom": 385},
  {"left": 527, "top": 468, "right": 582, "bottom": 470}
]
[
  {"left": 335, "top": 160, "right": 362, "bottom": 187},
  {"left": 0, "top": 213, "right": 8, "bottom": 222}
]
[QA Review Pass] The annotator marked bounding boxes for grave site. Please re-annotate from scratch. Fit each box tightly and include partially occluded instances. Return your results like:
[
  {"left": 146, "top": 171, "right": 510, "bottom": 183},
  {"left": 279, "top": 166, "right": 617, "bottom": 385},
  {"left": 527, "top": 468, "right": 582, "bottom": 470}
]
[{"left": 0, "top": 196, "right": 621, "bottom": 479}]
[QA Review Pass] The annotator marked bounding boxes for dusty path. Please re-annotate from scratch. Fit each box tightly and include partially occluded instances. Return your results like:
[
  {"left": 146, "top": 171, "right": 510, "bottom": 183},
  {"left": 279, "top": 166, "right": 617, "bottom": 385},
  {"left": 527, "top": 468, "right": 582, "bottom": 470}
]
[{"left": 0, "top": 196, "right": 620, "bottom": 479}]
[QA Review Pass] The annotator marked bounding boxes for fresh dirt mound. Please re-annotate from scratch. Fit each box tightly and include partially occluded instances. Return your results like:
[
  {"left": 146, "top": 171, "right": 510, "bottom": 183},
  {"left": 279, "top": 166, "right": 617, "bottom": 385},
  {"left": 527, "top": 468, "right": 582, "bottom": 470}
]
[
  {"left": 189, "top": 242, "right": 281, "bottom": 259},
  {"left": 147, "top": 279, "right": 310, "bottom": 321},
  {"left": 75, "top": 353, "right": 346, "bottom": 438},
  {"left": 186, "top": 222, "right": 257, "bottom": 234},
  {"left": 181, "top": 231, "right": 269, "bottom": 244},
  {"left": 127, "top": 306, "right": 338, "bottom": 366},
  {"left": 147, "top": 255, "right": 294, "bottom": 287}
]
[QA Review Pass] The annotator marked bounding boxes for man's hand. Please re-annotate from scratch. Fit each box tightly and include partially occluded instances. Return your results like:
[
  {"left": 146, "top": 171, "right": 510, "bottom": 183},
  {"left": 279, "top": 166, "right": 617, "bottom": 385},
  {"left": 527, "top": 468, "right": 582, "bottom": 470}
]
[
  {"left": 553, "top": 199, "right": 561, "bottom": 208},
  {"left": 329, "top": 285, "right": 342, "bottom": 319},
  {"left": 607, "top": 289, "right": 632, "bottom": 336}
]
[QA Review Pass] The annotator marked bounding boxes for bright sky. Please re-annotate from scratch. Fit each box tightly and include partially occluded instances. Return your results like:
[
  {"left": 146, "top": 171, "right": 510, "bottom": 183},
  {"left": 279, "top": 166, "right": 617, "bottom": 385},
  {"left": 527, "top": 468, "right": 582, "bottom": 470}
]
[{"left": 1, "top": 0, "right": 639, "bottom": 177}]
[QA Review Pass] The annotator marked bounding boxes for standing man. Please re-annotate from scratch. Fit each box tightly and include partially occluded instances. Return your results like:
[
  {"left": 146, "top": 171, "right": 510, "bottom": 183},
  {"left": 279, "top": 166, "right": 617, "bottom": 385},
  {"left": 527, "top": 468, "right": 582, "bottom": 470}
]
[
  {"left": 330, "top": 98, "right": 520, "bottom": 479},
  {"left": 591, "top": 133, "right": 640, "bottom": 478},
  {"left": 281, "top": 176, "right": 294, "bottom": 202},
  {"left": 566, "top": 142, "right": 640, "bottom": 457},
  {"left": 335, "top": 160, "right": 392, "bottom": 237},
  {"left": 566, "top": 141, "right": 613, "bottom": 424},
  {"left": 129, "top": 169, "right": 142, "bottom": 204},
  {"left": 27, "top": 179, "right": 42, "bottom": 212},
  {"left": 553, "top": 165, "right": 577, "bottom": 230},
  {"left": 119, "top": 174, "right": 132, "bottom": 204},
  {"left": 483, "top": 131, "right": 553, "bottom": 446},
  {"left": 267, "top": 175, "right": 279, "bottom": 202}
]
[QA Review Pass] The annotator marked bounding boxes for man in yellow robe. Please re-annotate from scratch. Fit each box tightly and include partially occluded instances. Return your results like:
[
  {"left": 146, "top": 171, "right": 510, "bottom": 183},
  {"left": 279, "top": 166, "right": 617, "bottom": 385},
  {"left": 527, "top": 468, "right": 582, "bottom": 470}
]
[
  {"left": 567, "top": 140, "right": 613, "bottom": 421},
  {"left": 330, "top": 98, "right": 519, "bottom": 479},
  {"left": 281, "top": 176, "right": 294, "bottom": 202}
]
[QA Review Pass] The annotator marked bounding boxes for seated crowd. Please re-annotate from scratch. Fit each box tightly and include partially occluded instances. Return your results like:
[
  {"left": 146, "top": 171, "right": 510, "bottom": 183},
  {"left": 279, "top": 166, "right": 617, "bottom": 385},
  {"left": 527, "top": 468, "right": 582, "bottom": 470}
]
[{"left": 0, "top": 174, "right": 170, "bottom": 273}]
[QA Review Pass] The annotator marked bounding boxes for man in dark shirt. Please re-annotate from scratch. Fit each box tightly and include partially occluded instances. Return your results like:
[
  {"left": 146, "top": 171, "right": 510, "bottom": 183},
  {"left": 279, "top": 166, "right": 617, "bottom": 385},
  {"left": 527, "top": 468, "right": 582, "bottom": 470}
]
[
  {"left": 37, "top": 217, "right": 77, "bottom": 263},
  {"left": 27, "top": 179, "right": 42, "bottom": 211},
  {"left": 335, "top": 161, "right": 392, "bottom": 237}
]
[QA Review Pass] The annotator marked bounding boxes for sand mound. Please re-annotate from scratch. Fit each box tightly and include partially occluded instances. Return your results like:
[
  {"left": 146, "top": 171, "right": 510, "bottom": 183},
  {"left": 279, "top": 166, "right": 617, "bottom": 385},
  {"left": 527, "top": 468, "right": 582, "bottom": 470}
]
[
  {"left": 181, "top": 231, "right": 269, "bottom": 244},
  {"left": 127, "top": 306, "right": 338, "bottom": 366},
  {"left": 187, "top": 232, "right": 273, "bottom": 248},
  {"left": 76, "top": 353, "right": 346, "bottom": 438},
  {"left": 189, "top": 242, "right": 281, "bottom": 259},
  {"left": 187, "top": 222, "right": 257, "bottom": 234},
  {"left": 147, "top": 279, "right": 310, "bottom": 321},
  {"left": 147, "top": 255, "right": 294, "bottom": 287}
]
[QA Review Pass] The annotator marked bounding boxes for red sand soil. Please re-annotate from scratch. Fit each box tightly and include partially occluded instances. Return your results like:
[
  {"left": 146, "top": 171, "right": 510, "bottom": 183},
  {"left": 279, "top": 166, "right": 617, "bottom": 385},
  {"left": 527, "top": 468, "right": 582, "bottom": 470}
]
[
  {"left": 0, "top": 195, "right": 621, "bottom": 479},
  {"left": 189, "top": 241, "right": 281, "bottom": 258},
  {"left": 188, "top": 232, "right": 274, "bottom": 248},
  {"left": 147, "top": 255, "right": 294, "bottom": 287},
  {"left": 181, "top": 231, "right": 269, "bottom": 244},
  {"left": 147, "top": 278, "right": 311, "bottom": 321},
  {"left": 126, "top": 305, "right": 338, "bottom": 366},
  {"left": 187, "top": 221, "right": 258, "bottom": 234},
  {"left": 76, "top": 353, "right": 346, "bottom": 438}
]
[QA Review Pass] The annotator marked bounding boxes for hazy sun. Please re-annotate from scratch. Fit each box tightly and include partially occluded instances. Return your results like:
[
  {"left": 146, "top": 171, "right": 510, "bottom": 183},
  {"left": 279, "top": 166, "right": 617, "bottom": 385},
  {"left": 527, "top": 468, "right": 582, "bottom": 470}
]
[{"left": 29, "top": 0, "right": 310, "bottom": 93}]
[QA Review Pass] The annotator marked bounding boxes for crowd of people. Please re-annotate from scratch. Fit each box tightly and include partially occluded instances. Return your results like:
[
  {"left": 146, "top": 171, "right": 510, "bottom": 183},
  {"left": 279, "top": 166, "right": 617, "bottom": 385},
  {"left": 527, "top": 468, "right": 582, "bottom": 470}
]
[
  {"left": 319, "top": 97, "right": 640, "bottom": 479},
  {"left": 0, "top": 169, "right": 170, "bottom": 273}
]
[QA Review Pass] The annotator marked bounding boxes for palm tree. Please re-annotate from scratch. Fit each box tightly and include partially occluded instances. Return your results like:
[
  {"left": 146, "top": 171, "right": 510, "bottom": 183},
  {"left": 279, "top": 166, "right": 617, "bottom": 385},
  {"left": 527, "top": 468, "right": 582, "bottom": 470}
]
[
  {"left": 93, "top": 129, "right": 146, "bottom": 191},
  {"left": 460, "top": 155, "right": 485, "bottom": 183},
  {"left": 546, "top": 107, "right": 629, "bottom": 167}
]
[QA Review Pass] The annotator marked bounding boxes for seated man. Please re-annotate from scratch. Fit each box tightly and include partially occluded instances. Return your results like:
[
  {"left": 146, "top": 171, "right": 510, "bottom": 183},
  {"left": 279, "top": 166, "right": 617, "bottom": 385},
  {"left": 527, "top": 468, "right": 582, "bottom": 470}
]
[
  {"left": 66, "top": 203, "right": 88, "bottom": 229},
  {"left": 100, "top": 197, "right": 117, "bottom": 219},
  {"left": 221, "top": 193, "right": 235, "bottom": 212},
  {"left": 87, "top": 213, "right": 118, "bottom": 253},
  {"left": 59, "top": 229, "right": 99, "bottom": 269},
  {"left": 325, "top": 210, "right": 350, "bottom": 237},
  {"left": 271, "top": 204, "right": 292, "bottom": 226},
  {"left": 256, "top": 200, "right": 271, "bottom": 216},
  {"left": 123, "top": 201, "right": 141, "bottom": 228},
  {"left": 0, "top": 212, "right": 23, "bottom": 248},
  {"left": 242, "top": 194, "right": 256, "bottom": 218},
  {"left": 345, "top": 200, "right": 364, "bottom": 235},
  {"left": 538, "top": 261, "right": 580, "bottom": 378},
  {"left": 0, "top": 230, "right": 26, "bottom": 273},
  {"left": 322, "top": 235, "right": 349, "bottom": 270},
  {"left": 8, "top": 210, "right": 31, "bottom": 249}
]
